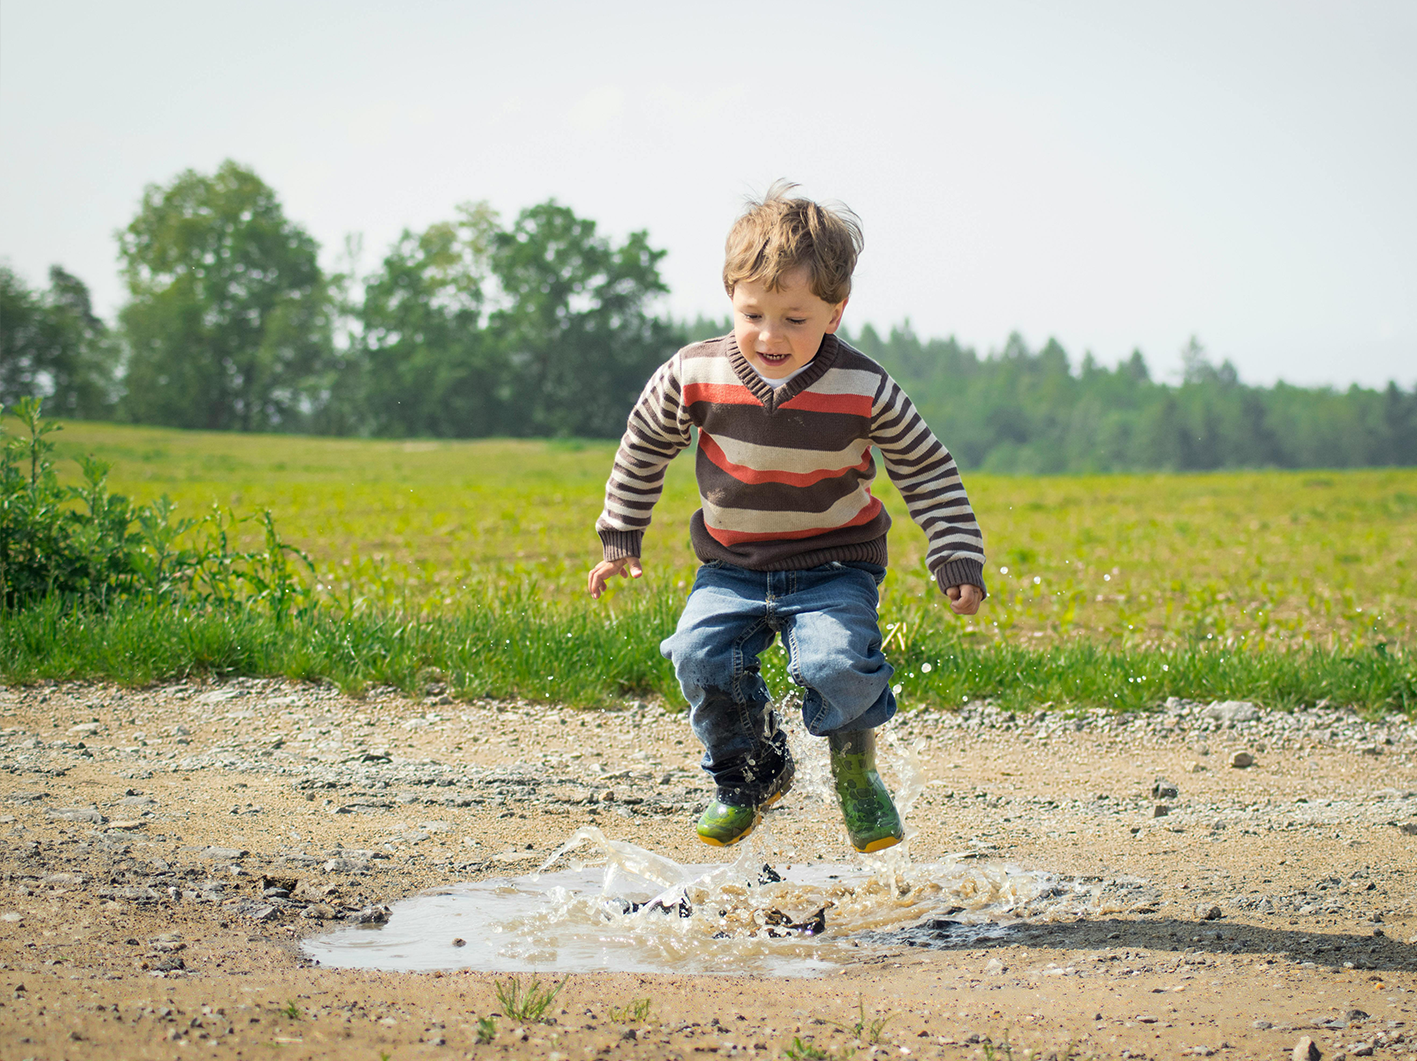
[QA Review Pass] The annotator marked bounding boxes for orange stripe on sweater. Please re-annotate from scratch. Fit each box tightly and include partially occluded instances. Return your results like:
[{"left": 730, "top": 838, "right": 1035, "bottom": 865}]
[
  {"left": 681, "top": 381, "right": 761, "bottom": 407},
  {"left": 705, "top": 497, "right": 883, "bottom": 545},
  {"left": 778, "top": 389, "right": 873, "bottom": 417},
  {"left": 699, "top": 433, "right": 872, "bottom": 487}
]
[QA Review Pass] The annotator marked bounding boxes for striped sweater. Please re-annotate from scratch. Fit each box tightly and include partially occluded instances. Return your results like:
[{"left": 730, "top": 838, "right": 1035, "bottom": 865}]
[{"left": 596, "top": 332, "right": 986, "bottom": 595}]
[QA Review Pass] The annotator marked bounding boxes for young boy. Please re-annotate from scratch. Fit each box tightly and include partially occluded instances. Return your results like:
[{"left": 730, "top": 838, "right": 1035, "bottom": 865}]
[{"left": 588, "top": 183, "right": 985, "bottom": 853}]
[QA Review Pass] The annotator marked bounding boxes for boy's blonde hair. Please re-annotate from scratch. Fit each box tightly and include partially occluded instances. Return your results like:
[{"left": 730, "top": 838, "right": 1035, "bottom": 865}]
[{"left": 722, "top": 180, "right": 864, "bottom": 305}]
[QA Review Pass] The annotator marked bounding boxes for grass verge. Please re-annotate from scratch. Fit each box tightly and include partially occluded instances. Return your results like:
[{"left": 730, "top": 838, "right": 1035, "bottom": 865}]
[{"left": 3, "top": 591, "right": 1411, "bottom": 716}]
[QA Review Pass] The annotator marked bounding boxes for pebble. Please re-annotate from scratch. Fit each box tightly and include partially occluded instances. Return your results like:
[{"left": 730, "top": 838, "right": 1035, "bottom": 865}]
[
  {"left": 47, "top": 806, "right": 105, "bottom": 823},
  {"left": 1201, "top": 700, "right": 1260, "bottom": 723},
  {"left": 1195, "top": 904, "right": 1222, "bottom": 921},
  {"left": 1293, "top": 1036, "right": 1321, "bottom": 1061},
  {"left": 200, "top": 847, "right": 248, "bottom": 860},
  {"left": 1230, "top": 751, "right": 1255, "bottom": 768}
]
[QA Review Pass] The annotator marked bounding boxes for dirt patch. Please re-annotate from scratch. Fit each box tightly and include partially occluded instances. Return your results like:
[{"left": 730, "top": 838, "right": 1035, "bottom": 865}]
[{"left": 2, "top": 678, "right": 1414, "bottom": 1060}]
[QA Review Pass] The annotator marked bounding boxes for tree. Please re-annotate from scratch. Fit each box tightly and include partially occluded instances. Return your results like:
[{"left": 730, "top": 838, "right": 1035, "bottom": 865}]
[
  {"left": 489, "top": 201, "right": 678, "bottom": 438},
  {"left": 0, "top": 265, "right": 119, "bottom": 418},
  {"left": 117, "top": 160, "right": 332, "bottom": 431},
  {"left": 358, "top": 203, "right": 508, "bottom": 437}
]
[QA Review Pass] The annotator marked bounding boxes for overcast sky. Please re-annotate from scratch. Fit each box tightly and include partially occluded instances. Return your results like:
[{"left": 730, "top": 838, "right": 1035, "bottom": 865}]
[{"left": 2, "top": 0, "right": 1413, "bottom": 388}]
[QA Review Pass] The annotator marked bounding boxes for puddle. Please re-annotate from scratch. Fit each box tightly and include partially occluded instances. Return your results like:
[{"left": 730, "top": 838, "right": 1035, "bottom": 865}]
[{"left": 304, "top": 827, "right": 1086, "bottom": 977}]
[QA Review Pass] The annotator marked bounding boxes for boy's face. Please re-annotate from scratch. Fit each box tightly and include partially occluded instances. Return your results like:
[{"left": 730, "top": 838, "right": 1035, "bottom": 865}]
[{"left": 731, "top": 266, "right": 846, "bottom": 379}]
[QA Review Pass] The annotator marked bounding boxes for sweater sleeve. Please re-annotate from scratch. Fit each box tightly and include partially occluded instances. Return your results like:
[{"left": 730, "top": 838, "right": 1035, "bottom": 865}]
[
  {"left": 869, "top": 372, "right": 988, "bottom": 597},
  {"left": 595, "top": 354, "right": 694, "bottom": 561}
]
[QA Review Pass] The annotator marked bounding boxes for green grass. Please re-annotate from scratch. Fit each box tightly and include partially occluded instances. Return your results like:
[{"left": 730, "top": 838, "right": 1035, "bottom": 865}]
[
  {"left": 493, "top": 975, "right": 566, "bottom": 1023},
  {"left": 1, "top": 590, "right": 1410, "bottom": 714},
  {"left": 3, "top": 419, "right": 1413, "bottom": 715},
  {"left": 43, "top": 421, "right": 1416, "bottom": 650}
]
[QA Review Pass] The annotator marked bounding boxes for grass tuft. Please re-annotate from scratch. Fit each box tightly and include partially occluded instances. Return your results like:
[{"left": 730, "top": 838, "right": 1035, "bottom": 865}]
[{"left": 493, "top": 975, "right": 566, "bottom": 1024}]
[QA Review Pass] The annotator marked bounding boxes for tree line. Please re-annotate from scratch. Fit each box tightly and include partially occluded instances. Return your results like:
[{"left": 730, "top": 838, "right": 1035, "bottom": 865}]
[{"left": 3, "top": 159, "right": 1415, "bottom": 470}]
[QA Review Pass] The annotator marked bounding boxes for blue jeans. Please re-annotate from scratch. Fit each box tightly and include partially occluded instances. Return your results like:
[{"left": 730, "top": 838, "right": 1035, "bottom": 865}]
[{"left": 660, "top": 561, "right": 896, "bottom": 795}]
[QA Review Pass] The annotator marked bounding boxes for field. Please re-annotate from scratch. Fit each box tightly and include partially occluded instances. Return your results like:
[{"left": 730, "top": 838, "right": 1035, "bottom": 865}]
[
  {"left": 45, "top": 419, "right": 1416, "bottom": 648},
  {"left": 7, "top": 419, "right": 1415, "bottom": 712}
]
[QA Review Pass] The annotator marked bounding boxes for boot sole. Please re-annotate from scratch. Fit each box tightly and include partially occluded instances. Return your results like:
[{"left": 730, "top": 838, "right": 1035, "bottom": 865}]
[{"left": 854, "top": 833, "right": 903, "bottom": 854}]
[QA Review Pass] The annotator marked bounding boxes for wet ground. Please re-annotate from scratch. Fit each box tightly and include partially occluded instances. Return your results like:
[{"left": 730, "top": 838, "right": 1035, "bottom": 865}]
[{"left": 1, "top": 677, "right": 1415, "bottom": 1060}]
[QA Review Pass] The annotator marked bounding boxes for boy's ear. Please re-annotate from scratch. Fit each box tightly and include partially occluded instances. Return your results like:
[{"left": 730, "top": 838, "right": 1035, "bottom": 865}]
[{"left": 824, "top": 298, "right": 848, "bottom": 334}]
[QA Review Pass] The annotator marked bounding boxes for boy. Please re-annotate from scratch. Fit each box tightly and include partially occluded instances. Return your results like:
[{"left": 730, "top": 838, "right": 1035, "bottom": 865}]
[{"left": 588, "top": 183, "right": 985, "bottom": 853}]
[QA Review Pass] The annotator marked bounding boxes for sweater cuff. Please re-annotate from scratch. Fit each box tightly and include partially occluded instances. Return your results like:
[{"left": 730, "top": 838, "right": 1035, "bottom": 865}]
[
  {"left": 599, "top": 529, "right": 643, "bottom": 563},
  {"left": 933, "top": 559, "right": 987, "bottom": 600}
]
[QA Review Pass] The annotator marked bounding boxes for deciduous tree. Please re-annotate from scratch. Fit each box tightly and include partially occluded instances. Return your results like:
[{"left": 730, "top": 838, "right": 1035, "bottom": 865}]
[{"left": 117, "top": 160, "right": 332, "bottom": 431}]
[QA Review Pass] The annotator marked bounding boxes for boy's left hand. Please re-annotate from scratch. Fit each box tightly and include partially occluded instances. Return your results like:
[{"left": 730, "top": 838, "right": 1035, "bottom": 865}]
[{"left": 945, "top": 584, "right": 983, "bottom": 615}]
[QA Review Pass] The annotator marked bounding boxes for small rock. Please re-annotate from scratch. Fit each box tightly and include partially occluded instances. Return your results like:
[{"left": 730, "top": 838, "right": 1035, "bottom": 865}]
[
  {"left": 1349, "top": 1045, "right": 1373, "bottom": 1057},
  {"left": 1346, "top": 1010, "right": 1370, "bottom": 1023},
  {"left": 301, "top": 903, "right": 337, "bottom": 920},
  {"left": 1253, "top": 1020, "right": 1273, "bottom": 1030},
  {"left": 201, "top": 847, "right": 248, "bottom": 860},
  {"left": 452, "top": 938, "right": 466, "bottom": 947},
  {"left": 323, "top": 857, "right": 370, "bottom": 874},
  {"left": 1202, "top": 700, "right": 1260, "bottom": 723},
  {"left": 1195, "top": 904, "right": 1223, "bottom": 921},
  {"left": 1231, "top": 751, "right": 1255, "bottom": 768},
  {"left": 1293, "top": 1036, "right": 1321, "bottom": 1061},
  {"left": 47, "top": 806, "right": 105, "bottom": 824},
  {"left": 984, "top": 957, "right": 1005, "bottom": 975},
  {"left": 1152, "top": 778, "right": 1179, "bottom": 799},
  {"left": 1153, "top": 805, "right": 1171, "bottom": 818}
]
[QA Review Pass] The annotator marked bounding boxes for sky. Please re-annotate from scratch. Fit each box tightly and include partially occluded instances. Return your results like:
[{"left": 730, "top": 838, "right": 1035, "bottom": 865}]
[{"left": 2, "top": 0, "right": 1414, "bottom": 388}]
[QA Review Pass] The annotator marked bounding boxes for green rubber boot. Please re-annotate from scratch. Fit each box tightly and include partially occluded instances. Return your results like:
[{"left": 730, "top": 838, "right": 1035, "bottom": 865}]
[
  {"left": 695, "top": 799, "right": 761, "bottom": 847},
  {"left": 695, "top": 739, "right": 795, "bottom": 847},
  {"left": 828, "top": 729, "right": 904, "bottom": 853}
]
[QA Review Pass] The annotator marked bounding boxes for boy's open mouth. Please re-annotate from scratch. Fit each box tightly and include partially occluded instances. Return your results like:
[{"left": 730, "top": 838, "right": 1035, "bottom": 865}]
[{"left": 758, "top": 352, "right": 790, "bottom": 364}]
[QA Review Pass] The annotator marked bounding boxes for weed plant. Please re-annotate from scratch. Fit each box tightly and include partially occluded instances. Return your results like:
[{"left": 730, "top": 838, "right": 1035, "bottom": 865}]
[
  {"left": 493, "top": 975, "right": 566, "bottom": 1023},
  {"left": 827, "top": 997, "right": 891, "bottom": 1044},
  {"left": 475, "top": 1015, "right": 497, "bottom": 1043},
  {"left": 2, "top": 401, "right": 313, "bottom": 618},
  {"left": 608, "top": 998, "right": 653, "bottom": 1024}
]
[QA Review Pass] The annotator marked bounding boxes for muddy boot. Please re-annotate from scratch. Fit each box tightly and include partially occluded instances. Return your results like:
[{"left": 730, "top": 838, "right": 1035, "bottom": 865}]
[
  {"left": 828, "top": 729, "right": 903, "bottom": 853},
  {"left": 696, "top": 722, "right": 795, "bottom": 847}
]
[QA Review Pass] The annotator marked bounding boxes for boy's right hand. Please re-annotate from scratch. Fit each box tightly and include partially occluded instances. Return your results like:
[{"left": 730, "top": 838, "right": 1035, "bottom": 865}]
[{"left": 587, "top": 556, "right": 643, "bottom": 599}]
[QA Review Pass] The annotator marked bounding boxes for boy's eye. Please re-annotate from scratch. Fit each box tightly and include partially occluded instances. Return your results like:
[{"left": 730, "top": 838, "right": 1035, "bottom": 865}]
[{"left": 787, "top": 318, "right": 807, "bottom": 325}]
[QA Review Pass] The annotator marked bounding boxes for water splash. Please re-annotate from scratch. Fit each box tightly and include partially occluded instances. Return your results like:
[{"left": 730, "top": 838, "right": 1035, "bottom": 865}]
[{"left": 304, "top": 827, "right": 1071, "bottom": 977}]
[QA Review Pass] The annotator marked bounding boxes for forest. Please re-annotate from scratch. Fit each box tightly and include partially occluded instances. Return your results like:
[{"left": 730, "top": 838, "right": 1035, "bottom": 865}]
[{"left": 3, "top": 159, "right": 1414, "bottom": 471}]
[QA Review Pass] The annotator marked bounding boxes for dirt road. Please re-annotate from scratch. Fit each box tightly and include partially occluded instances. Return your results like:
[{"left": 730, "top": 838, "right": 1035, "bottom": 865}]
[{"left": 2, "top": 678, "right": 1414, "bottom": 1060}]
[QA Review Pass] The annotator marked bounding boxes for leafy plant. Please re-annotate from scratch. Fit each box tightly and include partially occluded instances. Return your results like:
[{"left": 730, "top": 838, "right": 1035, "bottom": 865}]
[
  {"left": 281, "top": 999, "right": 301, "bottom": 1020},
  {"left": 493, "top": 975, "right": 566, "bottom": 1023},
  {"left": 1, "top": 399, "right": 314, "bottom": 618}
]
